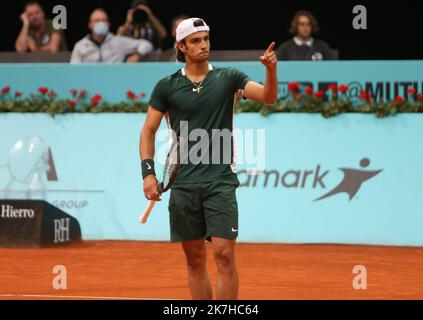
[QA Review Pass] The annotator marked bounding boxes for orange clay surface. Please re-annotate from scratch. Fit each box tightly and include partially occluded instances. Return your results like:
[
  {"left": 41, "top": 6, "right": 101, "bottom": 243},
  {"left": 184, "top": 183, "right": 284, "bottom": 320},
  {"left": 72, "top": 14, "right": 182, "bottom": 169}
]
[{"left": 0, "top": 241, "right": 422, "bottom": 300}]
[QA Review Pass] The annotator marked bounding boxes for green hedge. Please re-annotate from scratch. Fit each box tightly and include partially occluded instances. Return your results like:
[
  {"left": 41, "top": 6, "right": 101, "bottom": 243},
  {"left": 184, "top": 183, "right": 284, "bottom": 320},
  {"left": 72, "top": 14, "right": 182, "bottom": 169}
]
[{"left": 1, "top": 85, "right": 422, "bottom": 118}]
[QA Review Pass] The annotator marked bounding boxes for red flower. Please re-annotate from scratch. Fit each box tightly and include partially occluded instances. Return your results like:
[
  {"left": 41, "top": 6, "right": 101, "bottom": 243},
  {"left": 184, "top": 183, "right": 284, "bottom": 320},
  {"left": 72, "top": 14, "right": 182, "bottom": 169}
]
[
  {"left": 407, "top": 88, "right": 417, "bottom": 95},
  {"left": 48, "top": 90, "right": 57, "bottom": 98},
  {"left": 38, "top": 87, "right": 48, "bottom": 95},
  {"left": 394, "top": 96, "right": 406, "bottom": 106},
  {"left": 91, "top": 94, "right": 102, "bottom": 105},
  {"left": 359, "top": 90, "right": 372, "bottom": 103},
  {"left": 140, "top": 92, "right": 146, "bottom": 98},
  {"left": 78, "top": 89, "right": 87, "bottom": 99},
  {"left": 328, "top": 84, "right": 337, "bottom": 91},
  {"left": 68, "top": 100, "right": 77, "bottom": 107},
  {"left": 338, "top": 84, "right": 349, "bottom": 94},
  {"left": 304, "top": 86, "right": 313, "bottom": 95},
  {"left": 70, "top": 89, "right": 78, "bottom": 97},
  {"left": 126, "top": 90, "right": 138, "bottom": 100},
  {"left": 1, "top": 86, "right": 10, "bottom": 94},
  {"left": 288, "top": 82, "right": 300, "bottom": 92},
  {"left": 14, "top": 91, "right": 22, "bottom": 98},
  {"left": 315, "top": 90, "right": 325, "bottom": 99}
]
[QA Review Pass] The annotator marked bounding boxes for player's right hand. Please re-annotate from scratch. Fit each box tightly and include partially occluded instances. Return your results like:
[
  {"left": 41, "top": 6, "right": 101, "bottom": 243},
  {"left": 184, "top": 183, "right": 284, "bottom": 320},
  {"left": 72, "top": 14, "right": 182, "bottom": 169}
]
[{"left": 143, "top": 175, "right": 161, "bottom": 201}]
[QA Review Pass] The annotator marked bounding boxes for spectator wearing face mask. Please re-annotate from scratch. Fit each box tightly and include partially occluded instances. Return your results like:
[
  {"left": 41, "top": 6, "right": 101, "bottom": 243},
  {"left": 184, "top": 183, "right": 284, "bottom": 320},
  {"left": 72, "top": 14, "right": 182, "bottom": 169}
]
[
  {"left": 70, "top": 8, "right": 153, "bottom": 63},
  {"left": 117, "top": 0, "right": 167, "bottom": 50},
  {"left": 15, "top": 1, "right": 67, "bottom": 52}
]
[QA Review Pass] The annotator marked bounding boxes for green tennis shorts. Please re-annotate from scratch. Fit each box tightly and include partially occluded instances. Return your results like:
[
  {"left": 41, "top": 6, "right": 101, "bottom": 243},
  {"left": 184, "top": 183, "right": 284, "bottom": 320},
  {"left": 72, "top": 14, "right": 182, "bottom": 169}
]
[{"left": 168, "top": 172, "right": 240, "bottom": 243}]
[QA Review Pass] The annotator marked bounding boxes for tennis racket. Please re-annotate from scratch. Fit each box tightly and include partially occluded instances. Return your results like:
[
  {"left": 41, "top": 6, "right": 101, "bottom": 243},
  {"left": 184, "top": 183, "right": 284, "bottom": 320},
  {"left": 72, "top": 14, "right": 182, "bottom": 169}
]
[{"left": 139, "top": 136, "right": 182, "bottom": 224}]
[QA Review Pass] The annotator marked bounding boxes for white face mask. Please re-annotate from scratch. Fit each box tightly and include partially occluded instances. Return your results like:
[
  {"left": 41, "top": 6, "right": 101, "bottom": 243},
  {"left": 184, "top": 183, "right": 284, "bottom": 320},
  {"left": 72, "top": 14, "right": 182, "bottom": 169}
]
[{"left": 93, "top": 21, "right": 109, "bottom": 36}]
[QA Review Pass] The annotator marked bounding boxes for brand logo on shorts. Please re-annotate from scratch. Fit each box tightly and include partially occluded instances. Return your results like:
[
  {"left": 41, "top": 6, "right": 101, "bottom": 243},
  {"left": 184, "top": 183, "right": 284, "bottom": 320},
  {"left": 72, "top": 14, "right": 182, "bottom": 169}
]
[{"left": 231, "top": 227, "right": 238, "bottom": 232}]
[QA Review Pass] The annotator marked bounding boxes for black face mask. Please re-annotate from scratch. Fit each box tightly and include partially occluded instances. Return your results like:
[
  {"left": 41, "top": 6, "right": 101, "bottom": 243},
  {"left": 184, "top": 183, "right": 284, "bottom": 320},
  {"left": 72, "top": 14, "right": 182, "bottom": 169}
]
[{"left": 132, "top": 9, "right": 148, "bottom": 25}]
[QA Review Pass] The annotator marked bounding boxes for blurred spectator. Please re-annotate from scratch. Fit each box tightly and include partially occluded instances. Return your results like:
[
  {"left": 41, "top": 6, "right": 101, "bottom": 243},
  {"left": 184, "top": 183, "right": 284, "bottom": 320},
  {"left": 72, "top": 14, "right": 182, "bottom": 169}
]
[
  {"left": 70, "top": 8, "right": 153, "bottom": 63},
  {"left": 277, "top": 10, "right": 335, "bottom": 60},
  {"left": 171, "top": 15, "right": 189, "bottom": 47},
  {"left": 117, "top": 0, "right": 167, "bottom": 50},
  {"left": 15, "top": 1, "right": 67, "bottom": 52},
  {"left": 161, "top": 14, "right": 189, "bottom": 61}
]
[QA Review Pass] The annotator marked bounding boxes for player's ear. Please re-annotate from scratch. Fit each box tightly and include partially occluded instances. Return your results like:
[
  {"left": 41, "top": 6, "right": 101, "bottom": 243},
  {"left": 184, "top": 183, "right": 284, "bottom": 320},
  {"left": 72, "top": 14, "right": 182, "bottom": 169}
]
[{"left": 177, "top": 41, "right": 187, "bottom": 53}]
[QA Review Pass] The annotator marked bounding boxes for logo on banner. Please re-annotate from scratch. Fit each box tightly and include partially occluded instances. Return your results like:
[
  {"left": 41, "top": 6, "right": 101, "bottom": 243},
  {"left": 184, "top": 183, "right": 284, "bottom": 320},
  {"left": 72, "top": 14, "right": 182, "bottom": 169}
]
[
  {"left": 0, "top": 204, "right": 35, "bottom": 218},
  {"left": 0, "top": 137, "right": 89, "bottom": 207},
  {"left": 238, "top": 157, "right": 383, "bottom": 202},
  {"left": 0, "top": 136, "right": 128, "bottom": 238},
  {"left": 313, "top": 158, "right": 382, "bottom": 201},
  {"left": 278, "top": 81, "right": 423, "bottom": 102},
  {"left": 54, "top": 218, "right": 70, "bottom": 243}
]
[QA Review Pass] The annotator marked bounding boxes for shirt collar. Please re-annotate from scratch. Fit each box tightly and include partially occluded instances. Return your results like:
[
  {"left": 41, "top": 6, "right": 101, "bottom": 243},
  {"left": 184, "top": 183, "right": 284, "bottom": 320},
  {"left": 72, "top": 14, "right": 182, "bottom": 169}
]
[
  {"left": 294, "top": 37, "right": 314, "bottom": 47},
  {"left": 88, "top": 33, "right": 112, "bottom": 46},
  {"left": 181, "top": 64, "right": 213, "bottom": 76}
]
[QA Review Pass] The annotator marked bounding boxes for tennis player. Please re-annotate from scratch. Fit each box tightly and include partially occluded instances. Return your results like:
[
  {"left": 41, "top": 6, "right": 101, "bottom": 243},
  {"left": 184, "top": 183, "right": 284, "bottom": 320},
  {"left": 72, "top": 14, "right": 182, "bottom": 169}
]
[{"left": 140, "top": 17, "right": 278, "bottom": 300}]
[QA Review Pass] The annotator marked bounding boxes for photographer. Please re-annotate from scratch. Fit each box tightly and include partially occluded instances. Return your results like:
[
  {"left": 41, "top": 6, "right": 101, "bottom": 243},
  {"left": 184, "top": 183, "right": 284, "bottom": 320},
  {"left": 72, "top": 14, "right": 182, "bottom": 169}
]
[{"left": 117, "top": 0, "right": 167, "bottom": 50}]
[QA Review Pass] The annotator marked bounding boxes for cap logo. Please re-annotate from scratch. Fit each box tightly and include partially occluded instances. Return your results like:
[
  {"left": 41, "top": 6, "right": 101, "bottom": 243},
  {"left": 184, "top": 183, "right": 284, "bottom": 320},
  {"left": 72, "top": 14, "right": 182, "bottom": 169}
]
[{"left": 193, "top": 19, "right": 205, "bottom": 27}]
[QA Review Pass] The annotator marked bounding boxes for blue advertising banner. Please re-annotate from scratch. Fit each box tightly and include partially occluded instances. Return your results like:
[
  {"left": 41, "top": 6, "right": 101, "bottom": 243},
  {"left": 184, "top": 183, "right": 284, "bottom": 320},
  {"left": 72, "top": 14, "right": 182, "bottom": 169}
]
[
  {"left": 1, "top": 113, "right": 422, "bottom": 246},
  {"left": 0, "top": 61, "right": 422, "bottom": 102}
]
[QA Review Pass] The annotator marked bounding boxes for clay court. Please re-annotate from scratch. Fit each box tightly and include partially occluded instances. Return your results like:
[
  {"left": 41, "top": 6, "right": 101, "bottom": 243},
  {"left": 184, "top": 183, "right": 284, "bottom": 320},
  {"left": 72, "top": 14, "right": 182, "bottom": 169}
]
[{"left": 1, "top": 241, "right": 422, "bottom": 300}]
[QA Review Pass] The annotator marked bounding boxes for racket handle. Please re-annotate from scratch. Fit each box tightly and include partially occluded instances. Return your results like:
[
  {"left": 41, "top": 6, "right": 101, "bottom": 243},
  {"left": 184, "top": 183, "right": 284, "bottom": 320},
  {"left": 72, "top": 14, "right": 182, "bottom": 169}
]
[{"left": 140, "top": 200, "right": 156, "bottom": 224}]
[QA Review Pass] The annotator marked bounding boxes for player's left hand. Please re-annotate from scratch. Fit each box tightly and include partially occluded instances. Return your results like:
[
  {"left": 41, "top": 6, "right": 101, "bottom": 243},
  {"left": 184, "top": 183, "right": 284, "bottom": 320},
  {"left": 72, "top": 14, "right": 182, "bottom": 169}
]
[{"left": 259, "top": 42, "right": 277, "bottom": 71}]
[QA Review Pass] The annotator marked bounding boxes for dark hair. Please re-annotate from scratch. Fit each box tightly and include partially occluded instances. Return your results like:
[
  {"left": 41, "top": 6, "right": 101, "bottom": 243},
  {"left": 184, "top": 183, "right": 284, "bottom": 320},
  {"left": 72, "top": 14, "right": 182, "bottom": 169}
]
[
  {"left": 24, "top": 1, "right": 42, "bottom": 10},
  {"left": 89, "top": 7, "right": 108, "bottom": 21},
  {"left": 289, "top": 10, "right": 320, "bottom": 35},
  {"left": 131, "top": 0, "right": 148, "bottom": 8},
  {"left": 176, "top": 39, "right": 186, "bottom": 62},
  {"left": 171, "top": 14, "right": 189, "bottom": 30}
]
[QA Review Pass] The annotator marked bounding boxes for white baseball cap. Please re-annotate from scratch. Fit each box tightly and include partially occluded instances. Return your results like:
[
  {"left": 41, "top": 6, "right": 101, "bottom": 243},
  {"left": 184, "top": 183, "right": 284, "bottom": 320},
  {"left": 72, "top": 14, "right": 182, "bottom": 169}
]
[{"left": 176, "top": 18, "right": 210, "bottom": 43}]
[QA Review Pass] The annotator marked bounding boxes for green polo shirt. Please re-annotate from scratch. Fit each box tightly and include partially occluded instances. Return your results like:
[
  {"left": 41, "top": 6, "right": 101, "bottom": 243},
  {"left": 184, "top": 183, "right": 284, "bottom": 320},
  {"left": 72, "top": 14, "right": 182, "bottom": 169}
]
[{"left": 149, "top": 65, "right": 250, "bottom": 184}]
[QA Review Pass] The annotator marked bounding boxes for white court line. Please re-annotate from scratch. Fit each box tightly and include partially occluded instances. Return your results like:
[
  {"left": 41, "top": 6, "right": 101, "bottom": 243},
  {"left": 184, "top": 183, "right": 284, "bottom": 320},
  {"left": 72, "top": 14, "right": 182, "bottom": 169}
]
[{"left": 0, "top": 294, "right": 179, "bottom": 300}]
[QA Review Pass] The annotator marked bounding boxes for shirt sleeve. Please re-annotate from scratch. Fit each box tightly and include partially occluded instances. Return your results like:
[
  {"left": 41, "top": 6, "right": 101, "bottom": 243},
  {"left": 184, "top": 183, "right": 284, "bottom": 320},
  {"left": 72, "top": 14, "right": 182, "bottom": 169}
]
[
  {"left": 276, "top": 41, "right": 291, "bottom": 60},
  {"left": 116, "top": 36, "right": 153, "bottom": 57},
  {"left": 319, "top": 41, "right": 336, "bottom": 60},
  {"left": 229, "top": 68, "right": 251, "bottom": 91},
  {"left": 70, "top": 43, "right": 83, "bottom": 64},
  {"left": 148, "top": 79, "right": 168, "bottom": 113},
  {"left": 136, "top": 39, "right": 154, "bottom": 56}
]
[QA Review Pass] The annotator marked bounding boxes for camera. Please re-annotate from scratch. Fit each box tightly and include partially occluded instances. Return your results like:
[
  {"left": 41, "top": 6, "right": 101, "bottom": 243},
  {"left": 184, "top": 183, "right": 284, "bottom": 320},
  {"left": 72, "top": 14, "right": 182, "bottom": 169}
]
[{"left": 132, "top": 8, "right": 148, "bottom": 25}]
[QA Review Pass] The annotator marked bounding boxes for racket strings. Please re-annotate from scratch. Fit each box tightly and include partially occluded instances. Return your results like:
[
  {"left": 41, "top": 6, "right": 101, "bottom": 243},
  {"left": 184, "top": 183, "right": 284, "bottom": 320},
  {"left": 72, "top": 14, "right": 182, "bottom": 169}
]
[{"left": 161, "top": 138, "right": 181, "bottom": 190}]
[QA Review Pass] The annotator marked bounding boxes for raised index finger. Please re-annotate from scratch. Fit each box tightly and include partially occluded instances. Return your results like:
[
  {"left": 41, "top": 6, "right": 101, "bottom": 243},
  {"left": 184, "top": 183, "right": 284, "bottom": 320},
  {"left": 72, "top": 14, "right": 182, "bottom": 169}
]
[{"left": 264, "top": 42, "right": 275, "bottom": 55}]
